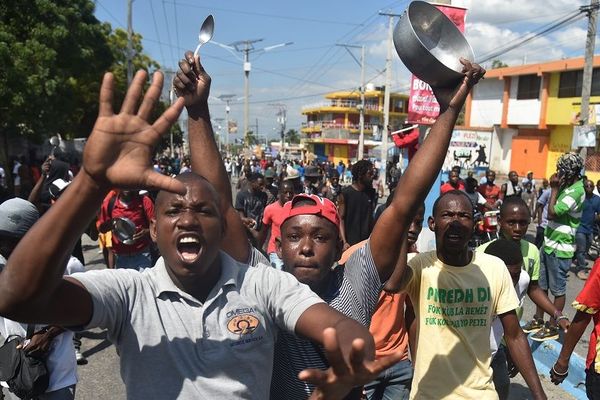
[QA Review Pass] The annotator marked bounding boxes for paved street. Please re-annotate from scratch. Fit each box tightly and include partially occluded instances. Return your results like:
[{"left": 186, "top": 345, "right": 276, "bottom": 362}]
[{"left": 64, "top": 223, "right": 592, "bottom": 399}]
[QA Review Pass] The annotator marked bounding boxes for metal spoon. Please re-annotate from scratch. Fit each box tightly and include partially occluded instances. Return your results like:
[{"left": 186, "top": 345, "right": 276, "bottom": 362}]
[{"left": 194, "top": 15, "right": 214, "bottom": 57}]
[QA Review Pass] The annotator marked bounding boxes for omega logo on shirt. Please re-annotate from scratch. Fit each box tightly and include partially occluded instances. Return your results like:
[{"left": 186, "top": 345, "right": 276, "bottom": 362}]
[{"left": 225, "top": 307, "right": 263, "bottom": 347}]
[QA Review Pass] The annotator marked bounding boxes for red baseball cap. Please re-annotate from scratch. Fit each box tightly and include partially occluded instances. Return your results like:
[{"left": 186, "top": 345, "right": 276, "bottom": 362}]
[{"left": 281, "top": 194, "right": 340, "bottom": 228}]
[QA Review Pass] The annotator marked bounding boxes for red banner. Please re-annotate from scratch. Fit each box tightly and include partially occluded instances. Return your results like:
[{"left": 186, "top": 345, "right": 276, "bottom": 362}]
[{"left": 407, "top": 5, "right": 467, "bottom": 125}]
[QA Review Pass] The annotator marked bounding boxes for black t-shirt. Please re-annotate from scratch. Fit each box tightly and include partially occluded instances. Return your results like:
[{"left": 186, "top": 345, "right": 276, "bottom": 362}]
[
  {"left": 341, "top": 185, "right": 375, "bottom": 245},
  {"left": 235, "top": 189, "right": 268, "bottom": 229}
]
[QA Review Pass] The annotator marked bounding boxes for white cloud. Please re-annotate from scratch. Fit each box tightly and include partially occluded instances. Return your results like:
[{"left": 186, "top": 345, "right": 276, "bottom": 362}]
[
  {"left": 551, "top": 26, "right": 588, "bottom": 50},
  {"left": 460, "top": 0, "right": 585, "bottom": 27}
]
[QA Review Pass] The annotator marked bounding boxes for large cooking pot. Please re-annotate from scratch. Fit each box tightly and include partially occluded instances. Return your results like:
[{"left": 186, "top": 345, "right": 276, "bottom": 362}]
[
  {"left": 112, "top": 217, "right": 137, "bottom": 245},
  {"left": 394, "top": 1, "right": 474, "bottom": 88}
]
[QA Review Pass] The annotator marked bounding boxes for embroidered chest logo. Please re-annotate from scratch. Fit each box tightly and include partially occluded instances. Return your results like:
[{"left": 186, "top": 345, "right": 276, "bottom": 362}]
[{"left": 226, "top": 308, "right": 260, "bottom": 336}]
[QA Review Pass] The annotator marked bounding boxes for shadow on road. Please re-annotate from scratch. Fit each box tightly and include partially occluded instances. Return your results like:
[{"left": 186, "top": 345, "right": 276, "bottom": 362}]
[{"left": 80, "top": 330, "right": 114, "bottom": 359}]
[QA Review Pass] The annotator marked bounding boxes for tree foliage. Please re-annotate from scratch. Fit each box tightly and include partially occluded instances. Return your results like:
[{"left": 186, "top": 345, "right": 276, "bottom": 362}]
[
  {"left": 0, "top": 0, "right": 114, "bottom": 142},
  {"left": 106, "top": 28, "right": 161, "bottom": 110},
  {"left": 246, "top": 131, "right": 259, "bottom": 146},
  {"left": 0, "top": 0, "right": 179, "bottom": 171},
  {"left": 285, "top": 129, "right": 300, "bottom": 144},
  {"left": 491, "top": 59, "right": 508, "bottom": 69}
]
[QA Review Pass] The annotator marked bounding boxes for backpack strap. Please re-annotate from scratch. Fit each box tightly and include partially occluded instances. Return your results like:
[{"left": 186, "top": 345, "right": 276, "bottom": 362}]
[
  {"left": 26, "top": 324, "right": 35, "bottom": 339},
  {"left": 107, "top": 192, "right": 117, "bottom": 219}
]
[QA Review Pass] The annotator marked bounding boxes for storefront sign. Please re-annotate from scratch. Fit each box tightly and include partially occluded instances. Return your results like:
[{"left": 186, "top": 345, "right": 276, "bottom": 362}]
[
  {"left": 572, "top": 124, "right": 597, "bottom": 148},
  {"left": 442, "top": 129, "right": 492, "bottom": 172}
]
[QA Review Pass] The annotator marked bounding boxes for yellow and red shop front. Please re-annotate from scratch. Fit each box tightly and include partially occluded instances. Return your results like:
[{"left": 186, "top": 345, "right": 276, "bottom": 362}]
[{"left": 302, "top": 138, "right": 379, "bottom": 164}]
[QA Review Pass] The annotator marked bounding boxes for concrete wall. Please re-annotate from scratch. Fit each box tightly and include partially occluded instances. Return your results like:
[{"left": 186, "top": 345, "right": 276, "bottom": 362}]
[
  {"left": 470, "top": 79, "right": 504, "bottom": 127},
  {"left": 489, "top": 126, "right": 518, "bottom": 174}
]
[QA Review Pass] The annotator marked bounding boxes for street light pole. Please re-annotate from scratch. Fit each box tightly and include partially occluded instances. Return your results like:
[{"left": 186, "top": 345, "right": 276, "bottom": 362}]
[
  {"left": 359, "top": 45, "right": 365, "bottom": 160},
  {"left": 126, "top": 0, "right": 134, "bottom": 85},
  {"left": 212, "top": 39, "right": 293, "bottom": 146},
  {"left": 379, "top": 11, "right": 402, "bottom": 177},
  {"left": 580, "top": 0, "right": 599, "bottom": 124},
  {"left": 269, "top": 103, "right": 287, "bottom": 155},
  {"left": 217, "top": 94, "right": 237, "bottom": 152},
  {"left": 337, "top": 43, "right": 366, "bottom": 160},
  {"left": 243, "top": 48, "right": 251, "bottom": 145}
]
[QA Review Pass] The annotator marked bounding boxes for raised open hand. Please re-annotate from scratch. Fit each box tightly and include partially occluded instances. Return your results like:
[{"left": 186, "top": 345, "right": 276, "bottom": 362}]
[
  {"left": 82, "top": 70, "right": 186, "bottom": 194},
  {"left": 173, "top": 51, "right": 212, "bottom": 110},
  {"left": 433, "top": 58, "right": 486, "bottom": 113},
  {"left": 299, "top": 327, "right": 404, "bottom": 400}
]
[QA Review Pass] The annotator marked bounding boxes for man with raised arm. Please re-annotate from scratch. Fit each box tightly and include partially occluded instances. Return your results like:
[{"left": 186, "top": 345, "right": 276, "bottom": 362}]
[
  {"left": 174, "top": 52, "right": 490, "bottom": 399},
  {"left": 0, "top": 70, "right": 399, "bottom": 400}
]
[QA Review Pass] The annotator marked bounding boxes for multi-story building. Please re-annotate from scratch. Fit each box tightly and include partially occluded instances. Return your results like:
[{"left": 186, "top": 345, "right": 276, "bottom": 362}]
[
  {"left": 464, "top": 55, "right": 600, "bottom": 181},
  {"left": 300, "top": 84, "right": 409, "bottom": 163}
]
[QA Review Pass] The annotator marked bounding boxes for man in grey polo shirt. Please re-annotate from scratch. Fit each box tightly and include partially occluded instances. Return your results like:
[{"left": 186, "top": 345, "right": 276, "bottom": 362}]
[{"left": 0, "top": 70, "right": 398, "bottom": 399}]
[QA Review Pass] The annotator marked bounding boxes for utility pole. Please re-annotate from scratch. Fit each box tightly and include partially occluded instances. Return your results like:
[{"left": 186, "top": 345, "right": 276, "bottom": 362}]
[
  {"left": 379, "top": 11, "right": 402, "bottom": 177},
  {"left": 217, "top": 94, "right": 237, "bottom": 152},
  {"left": 213, "top": 39, "right": 293, "bottom": 146},
  {"left": 243, "top": 44, "right": 253, "bottom": 146},
  {"left": 269, "top": 103, "right": 287, "bottom": 154},
  {"left": 580, "top": 0, "right": 599, "bottom": 125},
  {"left": 337, "top": 43, "right": 366, "bottom": 160},
  {"left": 359, "top": 45, "right": 365, "bottom": 160},
  {"left": 126, "top": 0, "right": 133, "bottom": 85},
  {"left": 212, "top": 118, "right": 225, "bottom": 152}
]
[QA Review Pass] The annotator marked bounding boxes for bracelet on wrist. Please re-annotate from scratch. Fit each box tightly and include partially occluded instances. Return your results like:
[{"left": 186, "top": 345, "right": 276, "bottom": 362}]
[
  {"left": 556, "top": 315, "right": 569, "bottom": 323},
  {"left": 553, "top": 310, "right": 564, "bottom": 320},
  {"left": 552, "top": 365, "right": 568, "bottom": 376}
]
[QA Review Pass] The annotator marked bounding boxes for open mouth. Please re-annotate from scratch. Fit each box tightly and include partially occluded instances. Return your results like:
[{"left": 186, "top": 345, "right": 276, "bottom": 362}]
[
  {"left": 176, "top": 234, "right": 203, "bottom": 263},
  {"left": 446, "top": 232, "right": 463, "bottom": 241}
]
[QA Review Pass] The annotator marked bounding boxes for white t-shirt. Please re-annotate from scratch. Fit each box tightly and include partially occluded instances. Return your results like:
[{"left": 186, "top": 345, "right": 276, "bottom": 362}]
[
  {"left": 490, "top": 269, "right": 530, "bottom": 356},
  {"left": 0, "top": 255, "right": 80, "bottom": 392}
]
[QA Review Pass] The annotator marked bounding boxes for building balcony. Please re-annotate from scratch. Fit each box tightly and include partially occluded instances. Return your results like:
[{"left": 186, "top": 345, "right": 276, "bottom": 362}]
[
  {"left": 300, "top": 121, "right": 379, "bottom": 137},
  {"left": 302, "top": 100, "right": 381, "bottom": 114}
]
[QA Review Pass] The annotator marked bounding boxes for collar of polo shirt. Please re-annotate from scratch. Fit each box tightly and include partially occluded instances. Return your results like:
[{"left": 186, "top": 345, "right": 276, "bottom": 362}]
[{"left": 150, "top": 253, "right": 240, "bottom": 303}]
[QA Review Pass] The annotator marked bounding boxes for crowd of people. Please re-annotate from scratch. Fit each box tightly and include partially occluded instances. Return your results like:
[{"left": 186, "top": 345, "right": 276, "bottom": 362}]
[{"left": 2, "top": 48, "right": 600, "bottom": 400}]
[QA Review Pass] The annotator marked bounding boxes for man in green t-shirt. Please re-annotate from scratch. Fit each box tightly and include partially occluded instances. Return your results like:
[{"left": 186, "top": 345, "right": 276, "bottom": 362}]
[
  {"left": 538, "top": 153, "right": 585, "bottom": 340},
  {"left": 478, "top": 197, "right": 570, "bottom": 342}
]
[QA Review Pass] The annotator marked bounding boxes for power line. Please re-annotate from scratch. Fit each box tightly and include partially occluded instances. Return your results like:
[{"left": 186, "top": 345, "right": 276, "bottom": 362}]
[
  {"left": 148, "top": 0, "right": 167, "bottom": 67},
  {"left": 483, "top": 10, "right": 580, "bottom": 26},
  {"left": 163, "top": 1, "right": 363, "bottom": 26},
  {"left": 172, "top": 0, "right": 181, "bottom": 62},
  {"left": 478, "top": 11, "right": 584, "bottom": 63},
  {"left": 95, "top": 0, "right": 125, "bottom": 27},
  {"left": 161, "top": 0, "right": 176, "bottom": 67},
  {"left": 229, "top": 68, "right": 393, "bottom": 106},
  {"left": 477, "top": 10, "right": 581, "bottom": 60},
  {"left": 288, "top": 0, "right": 409, "bottom": 97},
  {"left": 287, "top": 12, "right": 382, "bottom": 96}
]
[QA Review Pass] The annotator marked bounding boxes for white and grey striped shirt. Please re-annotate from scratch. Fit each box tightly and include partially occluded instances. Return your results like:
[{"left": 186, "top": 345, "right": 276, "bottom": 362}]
[{"left": 269, "top": 240, "right": 382, "bottom": 399}]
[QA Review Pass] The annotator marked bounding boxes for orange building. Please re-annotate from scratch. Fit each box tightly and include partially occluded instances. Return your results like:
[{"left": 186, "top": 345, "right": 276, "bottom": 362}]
[{"left": 464, "top": 56, "right": 600, "bottom": 181}]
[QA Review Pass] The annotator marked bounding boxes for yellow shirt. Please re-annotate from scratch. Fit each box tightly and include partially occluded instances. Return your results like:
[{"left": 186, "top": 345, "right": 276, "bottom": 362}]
[{"left": 404, "top": 251, "right": 519, "bottom": 400}]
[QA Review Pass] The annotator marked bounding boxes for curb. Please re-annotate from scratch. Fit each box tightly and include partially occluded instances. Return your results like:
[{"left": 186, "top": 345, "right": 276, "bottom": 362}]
[{"left": 528, "top": 335, "right": 587, "bottom": 399}]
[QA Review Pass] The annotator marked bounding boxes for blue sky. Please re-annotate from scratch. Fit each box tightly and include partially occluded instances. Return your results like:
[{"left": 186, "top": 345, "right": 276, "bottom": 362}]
[{"left": 94, "top": 0, "right": 594, "bottom": 139}]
